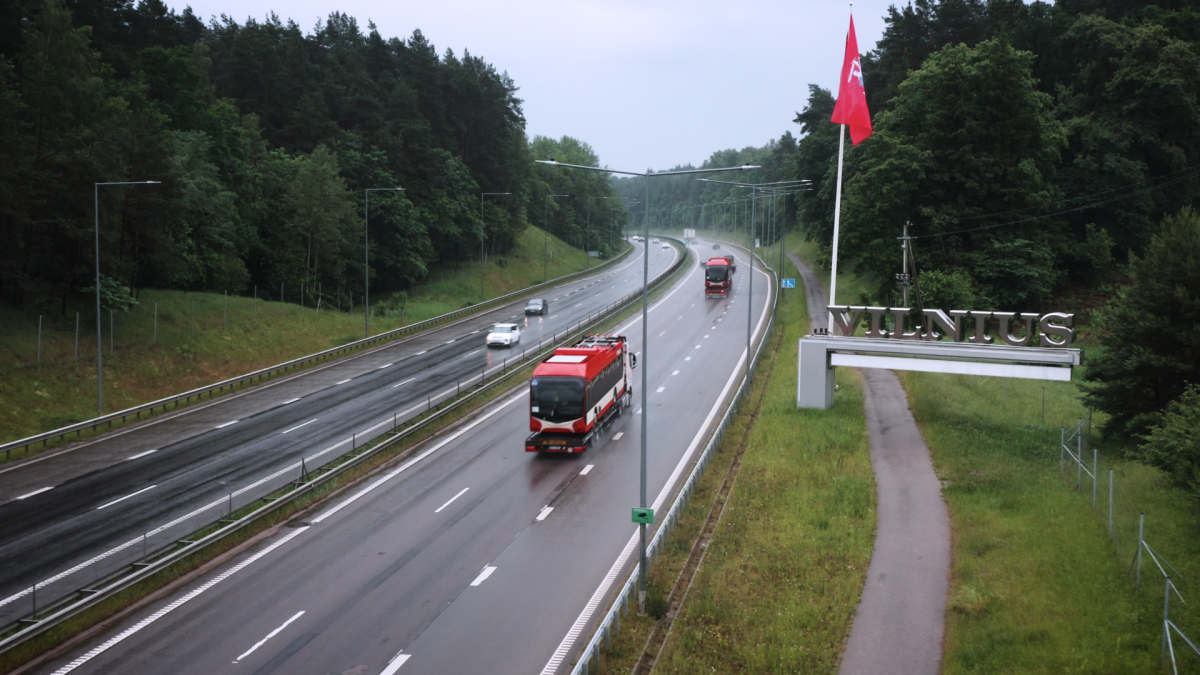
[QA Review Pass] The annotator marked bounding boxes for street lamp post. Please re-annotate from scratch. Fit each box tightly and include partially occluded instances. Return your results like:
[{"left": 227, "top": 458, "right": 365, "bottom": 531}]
[
  {"left": 544, "top": 193, "right": 570, "bottom": 282},
  {"left": 365, "top": 187, "right": 405, "bottom": 338},
  {"left": 94, "top": 180, "right": 159, "bottom": 415},
  {"left": 480, "top": 192, "right": 512, "bottom": 302},
  {"left": 538, "top": 160, "right": 758, "bottom": 615}
]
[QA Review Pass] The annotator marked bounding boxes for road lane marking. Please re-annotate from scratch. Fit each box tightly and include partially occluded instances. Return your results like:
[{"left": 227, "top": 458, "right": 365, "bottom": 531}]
[
  {"left": 380, "top": 652, "right": 411, "bottom": 675},
  {"left": 392, "top": 377, "right": 416, "bottom": 388},
  {"left": 672, "top": 370, "right": 680, "bottom": 376},
  {"left": 464, "top": 349, "right": 481, "bottom": 358},
  {"left": 234, "top": 610, "right": 305, "bottom": 663},
  {"left": 215, "top": 420, "right": 239, "bottom": 429},
  {"left": 580, "top": 464, "right": 595, "bottom": 475},
  {"left": 126, "top": 449, "right": 158, "bottom": 460},
  {"left": 704, "top": 335, "right": 710, "bottom": 339},
  {"left": 15, "top": 487, "right": 53, "bottom": 500},
  {"left": 656, "top": 387, "right": 665, "bottom": 393},
  {"left": 536, "top": 506, "right": 554, "bottom": 521},
  {"left": 659, "top": 332, "right": 665, "bottom": 337},
  {"left": 416, "top": 350, "right": 427, "bottom": 355},
  {"left": 50, "top": 527, "right": 308, "bottom": 675},
  {"left": 613, "top": 432, "right": 624, "bottom": 441},
  {"left": 446, "top": 339, "right": 457, "bottom": 344},
  {"left": 378, "top": 363, "right": 393, "bottom": 369},
  {"left": 336, "top": 379, "right": 352, "bottom": 385},
  {"left": 96, "top": 485, "right": 157, "bottom": 510},
  {"left": 471, "top": 566, "right": 497, "bottom": 586},
  {"left": 685, "top": 357, "right": 691, "bottom": 361},
  {"left": 695, "top": 345, "right": 701, "bottom": 349},
  {"left": 311, "top": 391, "right": 526, "bottom": 525},
  {"left": 282, "top": 419, "right": 318, "bottom": 434},
  {"left": 280, "top": 398, "right": 300, "bottom": 405},
  {"left": 434, "top": 487, "right": 470, "bottom": 513}
]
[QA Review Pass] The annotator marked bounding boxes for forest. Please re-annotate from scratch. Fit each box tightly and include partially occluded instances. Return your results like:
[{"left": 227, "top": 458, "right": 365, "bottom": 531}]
[{"left": 0, "top": 0, "right": 627, "bottom": 314}]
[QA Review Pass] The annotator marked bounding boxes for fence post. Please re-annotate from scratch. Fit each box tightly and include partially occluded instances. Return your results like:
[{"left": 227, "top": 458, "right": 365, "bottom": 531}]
[
  {"left": 1163, "top": 577, "right": 1172, "bottom": 663},
  {"left": 1060, "top": 427, "right": 1064, "bottom": 475},
  {"left": 1093, "top": 447, "right": 1098, "bottom": 508},
  {"left": 36, "top": 315, "right": 42, "bottom": 363},
  {"left": 74, "top": 311, "right": 79, "bottom": 362},
  {"left": 1077, "top": 425, "right": 1082, "bottom": 490},
  {"left": 1109, "top": 469, "right": 1114, "bottom": 535},
  {"left": 1137, "top": 512, "right": 1145, "bottom": 590}
]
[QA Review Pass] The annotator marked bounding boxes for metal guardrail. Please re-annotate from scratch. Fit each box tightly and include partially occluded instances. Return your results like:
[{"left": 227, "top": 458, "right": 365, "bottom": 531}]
[
  {"left": 569, "top": 242, "right": 778, "bottom": 675},
  {"left": 0, "top": 244, "right": 635, "bottom": 460},
  {"left": 0, "top": 239, "right": 690, "bottom": 658}
]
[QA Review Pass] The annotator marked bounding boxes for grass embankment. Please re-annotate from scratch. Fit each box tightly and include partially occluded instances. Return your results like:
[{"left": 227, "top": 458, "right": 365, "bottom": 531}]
[
  {"left": 0, "top": 226, "right": 612, "bottom": 447},
  {"left": 904, "top": 370, "right": 1200, "bottom": 673},
  {"left": 598, "top": 252, "right": 875, "bottom": 673},
  {"left": 787, "top": 236, "right": 1199, "bottom": 671}
]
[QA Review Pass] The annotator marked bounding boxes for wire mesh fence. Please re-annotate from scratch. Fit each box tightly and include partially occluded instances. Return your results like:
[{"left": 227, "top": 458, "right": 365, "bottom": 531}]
[{"left": 1058, "top": 416, "right": 1199, "bottom": 672}]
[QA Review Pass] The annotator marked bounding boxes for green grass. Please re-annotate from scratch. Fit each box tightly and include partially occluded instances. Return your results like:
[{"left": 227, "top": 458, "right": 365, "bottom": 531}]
[
  {"left": 903, "top": 369, "right": 1200, "bottom": 673},
  {"left": 597, "top": 251, "right": 876, "bottom": 674},
  {"left": 0, "top": 226, "right": 618, "bottom": 446}
]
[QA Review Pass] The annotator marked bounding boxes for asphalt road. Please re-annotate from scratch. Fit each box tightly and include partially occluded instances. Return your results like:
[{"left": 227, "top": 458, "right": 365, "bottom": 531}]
[
  {"left": 0, "top": 242, "right": 679, "bottom": 626},
  {"left": 27, "top": 238, "right": 773, "bottom": 675}
]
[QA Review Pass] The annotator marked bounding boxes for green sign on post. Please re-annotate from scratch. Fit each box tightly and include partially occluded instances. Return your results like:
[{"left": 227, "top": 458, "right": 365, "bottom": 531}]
[{"left": 631, "top": 507, "right": 654, "bottom": 524}]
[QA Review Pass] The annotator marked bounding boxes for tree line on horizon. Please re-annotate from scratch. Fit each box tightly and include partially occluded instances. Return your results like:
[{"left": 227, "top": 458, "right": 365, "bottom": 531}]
[{"left": 0, "top": 0, "right": 627, "bottom": 314}]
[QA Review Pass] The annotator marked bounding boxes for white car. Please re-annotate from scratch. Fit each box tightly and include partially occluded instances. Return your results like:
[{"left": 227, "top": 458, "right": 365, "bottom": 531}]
[
  {"left": 661, "top": 243, "right": 670, "bottom": 249},
  {"left": 652, "top": 238, "right": 660, "bottom": 243},
  {"left": 486, "top": 323, "right": 521, "bottom": 347}
]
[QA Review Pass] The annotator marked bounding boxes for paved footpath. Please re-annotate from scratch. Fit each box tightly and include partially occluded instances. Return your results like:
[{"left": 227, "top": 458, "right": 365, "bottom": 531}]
[{"left": 788, "top": 252, "right": 951, "bottom": 675}]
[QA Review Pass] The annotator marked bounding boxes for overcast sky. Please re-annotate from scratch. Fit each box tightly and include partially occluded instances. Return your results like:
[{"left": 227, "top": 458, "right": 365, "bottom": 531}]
[{"left": 168, "top": 0, "right": 899, "bottom": 172}]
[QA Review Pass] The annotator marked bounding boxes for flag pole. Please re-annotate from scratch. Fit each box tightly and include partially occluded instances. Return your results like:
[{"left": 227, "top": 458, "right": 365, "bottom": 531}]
[{"left": 828, "top": 122, "right": 846, "bottom": 331}]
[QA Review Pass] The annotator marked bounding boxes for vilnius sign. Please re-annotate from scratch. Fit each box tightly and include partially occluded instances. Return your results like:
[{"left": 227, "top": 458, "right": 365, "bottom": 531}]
[{"left": 827, "top": 306, "right": 1076, "bottom": 348}]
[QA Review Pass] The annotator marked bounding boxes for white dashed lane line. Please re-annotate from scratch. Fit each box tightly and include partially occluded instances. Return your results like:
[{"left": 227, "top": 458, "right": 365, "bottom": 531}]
[
  {"left": 536, "top": 506, "right": 554, "bottom": 521},
  {"left": 378, "top": 363, "right": 393, "bottom": 369},
  {"left": 16, "top": 487, "right": 53, "bottom": 500},
  {"left": 280, "top": 398, "right": 300, "bottom": 405},
  {"left": 281, "top": 419, "right": 317, "bottom": 435},
  {"left": 580, "top": 464, "right": 595, "bottom": 475},
  {"left": 381, "top": 653, "right": 410, "bottom": 674},
  {"left": 435, "top": 487, "right": 470, "bottom": 513},
  {"left": 656, "top": 387, "right": 665, "bottom": 393},
  {"left": 126, "top": 449, "right": 158, "bottom": 461},
  {"left": 672, "top": 370, "right": 680, "bottom": 376},
  {"left": 471, "top": 566, "right": 498, "bottom": 586},
  {"left": 613, "top": 432, "right": 624, "bottom": 441},
  {"left": 233, "top": 610, "right": 305, "bottom": 664},
  {"left": 464, "top": 350, "right": 481, "bottom": 358},
  {"left": 96, "top": 485, "right": 157, "bottom": 510},
  {"left": 336, "top": 379, "right": 352, "bottom": 385},
  {"left": 392, "top": 377, "right": 416, "bottom": 388},
  {"left": 215, "top": 420, "right": 239, "bottom": 429}
]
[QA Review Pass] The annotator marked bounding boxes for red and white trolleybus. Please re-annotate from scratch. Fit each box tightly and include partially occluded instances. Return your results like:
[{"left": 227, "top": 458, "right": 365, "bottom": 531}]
[{"left": 525, "top": 334, "right": 634, "bottom": 453}]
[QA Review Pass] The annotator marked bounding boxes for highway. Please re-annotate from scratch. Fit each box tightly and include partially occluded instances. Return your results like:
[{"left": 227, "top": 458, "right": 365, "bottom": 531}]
[
  {"left": 0, "top": 242, "right": 678, "bottom": 627},
  {"left": 24, "top": 238, "right": 774, "bottom": 675}
]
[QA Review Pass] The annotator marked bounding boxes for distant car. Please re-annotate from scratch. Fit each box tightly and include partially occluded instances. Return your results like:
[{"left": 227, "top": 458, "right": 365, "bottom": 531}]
[
  {"left": 525, "top": 298, "right": 548, "bottom": 315},
  {"left": 486, "top": 323, "right": 521, "bottom": 347},
  {"left": 652, "top": 238, "right": 660, "bottom": 243},
  {"left": 712, "top": 244, "right": 721, "bottom": 250},
  {"left": 661, "top": 243, "right": 670, "bottom": 249}
]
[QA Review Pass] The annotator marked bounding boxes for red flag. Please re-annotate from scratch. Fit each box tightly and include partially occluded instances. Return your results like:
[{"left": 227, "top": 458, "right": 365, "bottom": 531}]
[{"left": 830, "top": 16, "right": 873, "bottom": 145}]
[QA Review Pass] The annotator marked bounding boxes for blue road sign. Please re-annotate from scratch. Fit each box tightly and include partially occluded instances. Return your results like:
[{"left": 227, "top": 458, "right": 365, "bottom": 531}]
[{"left": 781, "top": 278, "right": 796, "bottom": 289}]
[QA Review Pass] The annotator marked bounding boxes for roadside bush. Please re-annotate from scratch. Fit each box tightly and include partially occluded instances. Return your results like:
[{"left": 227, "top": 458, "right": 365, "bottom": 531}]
[{"left": 1139, "top": 384, "right": 1200, "bottom": 500}]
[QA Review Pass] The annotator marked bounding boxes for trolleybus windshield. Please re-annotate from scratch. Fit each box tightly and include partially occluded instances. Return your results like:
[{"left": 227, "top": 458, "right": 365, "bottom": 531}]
[{"left": 531, "top": 376, "right": 585, "bottom": 423}]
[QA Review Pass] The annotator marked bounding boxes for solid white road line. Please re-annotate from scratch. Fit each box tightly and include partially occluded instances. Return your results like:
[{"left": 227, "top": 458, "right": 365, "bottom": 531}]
[
  {"left": 392, "top": 377, "right": 416, "bottom": 388},
  {"left": 234, "top": 610, "right": 305, "bottom": 663},
  {"left": 125, "top": 449, "right": 158, "bottom": 461},
  {"left": 380, "top": 652, "right": 411, "bottom": 675},
  {"left": 536, "top": 506, "right": 554, "bottom": 521},
  {"left": 580, "top": 464, "right": 595, "bottom": 475},
  {"left": 281, "top": 419, "right": 318, "bottom": 435},
  {"left": 51, "top": 527, "right": 308, "bottom": 675},
  {"left": 96, "top": 485, "right": 156, "bottom": 510},
  {"left": 215, "top": 420, "right": 238, "bottom": 429},
  {"left": 612, "top": 432, "right": 624, "bottom": 441},
  {"left": 15, "top": 487, "right": 53, "bottom": 500},
  {"left": 336, "top": 379, "right": 352, "bottom": 385},
  {"left": 434, "top": 488, "right": 469, "bottom": 513},
  {"left": 470, "top": 566, "right": 497, "bottom": 586},
  {"left": 280, "top": 398, "right": 300, "bottom": 405}
]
